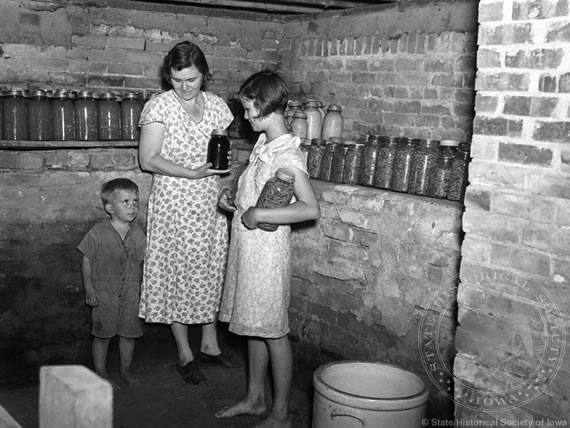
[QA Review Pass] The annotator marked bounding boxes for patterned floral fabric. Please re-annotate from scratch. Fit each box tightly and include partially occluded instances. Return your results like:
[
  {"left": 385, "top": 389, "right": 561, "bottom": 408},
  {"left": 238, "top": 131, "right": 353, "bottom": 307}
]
[
  {"left": 138, "top": 90, "right": 233, "bottom": 324},
  {"left": 219, "top": 133, "right": 307, "bottom": 338}
]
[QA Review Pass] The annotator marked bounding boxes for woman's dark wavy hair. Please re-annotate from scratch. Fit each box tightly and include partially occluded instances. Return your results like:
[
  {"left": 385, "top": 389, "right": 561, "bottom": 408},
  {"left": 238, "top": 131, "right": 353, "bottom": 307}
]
[
  {"left": 161, "top": 41, "right": 210, "bottom": 89},
  {"left": 238, "top": 70, "right": 289, "bottom": 119}
]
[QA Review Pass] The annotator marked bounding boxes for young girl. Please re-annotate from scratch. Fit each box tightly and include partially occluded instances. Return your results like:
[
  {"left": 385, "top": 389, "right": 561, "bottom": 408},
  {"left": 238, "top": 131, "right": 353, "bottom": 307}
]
[{"left": 216, "top": 70, "right": 320, "bottom": 427}]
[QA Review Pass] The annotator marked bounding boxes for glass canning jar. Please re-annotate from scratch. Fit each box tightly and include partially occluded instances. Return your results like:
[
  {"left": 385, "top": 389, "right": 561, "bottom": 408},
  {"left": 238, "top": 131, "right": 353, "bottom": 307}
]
[
  {"left": 409, "top": 139, "right": 439, "bottom": 196},
  {"left": 343, "top": 141, "right": 364, "bottom": 185},
  {"left": 373, "top": 136, "right": 398, "bottom": 189},
  {"left": 3, "top": 89, "right": 29, "bottom": 140},
  {"left": 390, "top": 137, "right": 417, "bottom": 193},
  {"left": 303, "top": 99, "right": 323, "bottom": 142},
  {"left": 28, "top": 89, "right": 52, "bottom": 141},
  {"left": 357, "top": 135, "right": 380, "bottom": 187},
  {"left": 290, "top": 111, "right": 308, "bottom": 142},
  {"left": 98, "top": 92, "right": 121, "bottom": 140},
  {"left": 428, "top": 153, "right": 454, "bottom": 199},
  {"left": 439, "top": 139, "right": 459, "bottom": 158},
  {"left": 51, "top": 89, "right": 76, "bottom": 141},
  {"left": 121, "top": 92, "right": 142, "bottom": 141},
  {"left": 447, "top": 147, "right": 471, "bottom": 202},
  {"left": 255, "top": 168, "right": 296, "bottom": 232},
  {"left": 207, "top": 129, "right": 231, "bottom": 170},
  {"left": 318, "top": 142, "right": 339, "bottom": 181},
  {"left": 307, "top": 138, "right": 326, "bottom": 179},
  {"left": 74, "top": 91, "right": 99, "bottom": 141},
  {"left": 321, "top": 104, "right": 343, "bottom": 141},
  {"left": 285, "top": 100, "right": 303, "bottom": 128},
  {"left": 330, "top": 143, "right": 350, "bottom": 183}
]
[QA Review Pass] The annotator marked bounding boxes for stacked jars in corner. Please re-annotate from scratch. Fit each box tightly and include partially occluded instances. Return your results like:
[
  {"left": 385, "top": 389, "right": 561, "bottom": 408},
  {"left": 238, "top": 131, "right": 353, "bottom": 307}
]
[{"left": 428, "top": 140, "right": 459, "bottom": 199}]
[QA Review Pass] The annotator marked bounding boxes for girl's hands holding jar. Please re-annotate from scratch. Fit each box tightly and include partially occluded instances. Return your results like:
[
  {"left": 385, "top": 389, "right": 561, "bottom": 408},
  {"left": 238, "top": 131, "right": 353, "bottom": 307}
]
[
  {"left": 241, "top": 207, "right": 259, "bottom": 229},
  {"left": 218, "top": 188, "right": 237, "bottom": 212}
]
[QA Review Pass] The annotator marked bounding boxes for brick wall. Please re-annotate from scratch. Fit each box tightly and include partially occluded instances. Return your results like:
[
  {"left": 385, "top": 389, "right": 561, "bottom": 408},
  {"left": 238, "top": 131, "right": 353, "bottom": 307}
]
[
  {"left": 0, "top": 0, "right": 281, "bottom": 99},
  {"left": 279, "top": 1, "right": 479, "bottom": 141},
  {"left": 290, "top": 182, "right": 463, "bottom": 419},
  {"left": 455, "top": 0, "right": 570, "bottom": 423}
]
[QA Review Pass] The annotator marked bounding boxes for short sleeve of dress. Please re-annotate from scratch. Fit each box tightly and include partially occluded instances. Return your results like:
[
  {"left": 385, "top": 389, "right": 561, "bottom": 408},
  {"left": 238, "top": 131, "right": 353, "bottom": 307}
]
[
  {"left": 77, "top": 227, "right": 99, "bottom": 261},
  {"left": 275, "top": 141, "right": 308, "bottom": 176},
  {"left": 208, "top": 93, "right": 234, "bottom": 131},
  {"left": 138, "top": 95, "right": 167, "bottom": 127}
]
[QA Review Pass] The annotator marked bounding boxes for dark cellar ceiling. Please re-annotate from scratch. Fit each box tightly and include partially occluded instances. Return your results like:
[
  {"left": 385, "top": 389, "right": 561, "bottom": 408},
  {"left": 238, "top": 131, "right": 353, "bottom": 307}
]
[{"left": 127, "top": 0, "right": 397, "bottom": 18}]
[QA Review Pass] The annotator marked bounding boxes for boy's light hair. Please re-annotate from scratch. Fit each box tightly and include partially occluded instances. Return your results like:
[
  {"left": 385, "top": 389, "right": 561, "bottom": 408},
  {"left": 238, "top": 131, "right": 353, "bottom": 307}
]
[{"left": 100, "top": 178, "right": 139, "bottom": 206}]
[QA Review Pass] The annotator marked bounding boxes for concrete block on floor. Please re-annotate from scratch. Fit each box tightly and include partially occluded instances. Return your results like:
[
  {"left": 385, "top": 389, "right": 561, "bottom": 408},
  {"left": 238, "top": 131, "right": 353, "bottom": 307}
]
[
  {"left": 0, "top": 404, "right": 22, "bottom": 428},
  {"left": 39, "top": 365, "right": 112, "bottom": 428}
]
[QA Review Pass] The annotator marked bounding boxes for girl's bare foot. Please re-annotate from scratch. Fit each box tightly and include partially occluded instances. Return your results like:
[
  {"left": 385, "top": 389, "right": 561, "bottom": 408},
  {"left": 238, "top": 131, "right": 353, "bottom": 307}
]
[
  {"left": 215, "top": 398, "right": 267, "bottom": 419},
  {"left": 120, "top": 369, "right": 140, "bottom": 387},
  {"left": 254, "top": 414, "right": 292, "bottom": 428}
]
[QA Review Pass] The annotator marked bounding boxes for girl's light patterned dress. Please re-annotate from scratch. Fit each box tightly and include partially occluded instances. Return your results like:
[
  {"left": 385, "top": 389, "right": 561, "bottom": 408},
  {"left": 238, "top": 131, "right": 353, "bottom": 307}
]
[
  {"left": 219, "top": 133, "right": 307, "bottom": 338},
  {"left": 138, "top": 90, "right": 233, "bottom": 325}
]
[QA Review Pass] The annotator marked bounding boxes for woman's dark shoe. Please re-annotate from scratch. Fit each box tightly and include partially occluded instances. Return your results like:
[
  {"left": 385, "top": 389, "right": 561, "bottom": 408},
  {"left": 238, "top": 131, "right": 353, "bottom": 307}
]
[
  {"left": 198, "top": 351, "right": 243, "bottom": 368},
  {"left": 175, "top": 359, "right": 207, "bottom": 384}
]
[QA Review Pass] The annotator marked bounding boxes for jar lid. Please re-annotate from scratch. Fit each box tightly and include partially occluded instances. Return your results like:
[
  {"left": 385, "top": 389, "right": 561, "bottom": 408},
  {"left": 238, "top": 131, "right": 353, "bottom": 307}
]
[
  {"left": 123, "top": 92, "right": 140, "bottom": 100},
  {"left": 6, "top": 89, "right": 24, "bottom": 96},
  {"left": 275, "top": 168, "right": 295, "bottom": 183},
  {"left": 311, "top": 138, "right": 326, "bottom": 145},
  {"left": 77, "top": 90, "right": 94, "bottom": 98},
  {"left": 31, "top": 89, "right": 48, "bottom": 97},
  {"left": 440, "top": 139, "right": 459, "bottom": 147},
  {"left": 327, "top": 104, "right": 342, "bottom": 112},
  {"left": 53, "top": 89, "right": 70, "bottom": 99},
  {"left": 293, "top": 111, "right": 307, "bottom": 119},
  {"left": 100, "top": 92, "right": 117, "bottom": 100},
  {"left": 303, "top": 99, "right": 319, "bottom": 107},
  {"left": 288, "top": 100, "right": 302, "bottom": 108}
]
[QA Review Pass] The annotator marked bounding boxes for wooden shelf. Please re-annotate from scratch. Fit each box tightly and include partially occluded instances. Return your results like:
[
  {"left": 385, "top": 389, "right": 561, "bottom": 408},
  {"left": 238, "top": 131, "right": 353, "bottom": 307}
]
[
  {"left": 0, "top": 138, "right": 254, "bottom": 150},
  {"left": 0, "top": 140, "right": 139, "bottom": 150}
]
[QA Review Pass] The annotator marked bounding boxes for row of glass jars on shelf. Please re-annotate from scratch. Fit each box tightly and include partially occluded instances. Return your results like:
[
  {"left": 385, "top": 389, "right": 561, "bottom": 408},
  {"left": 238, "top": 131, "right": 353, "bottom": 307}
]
[
  {"left": 285, "top": 99, "right": 344, "bottom": 144},
  {"left": 303, "top": 135, "right": 471, "bottom": 202},
  {"left": 0, "top": 88, "right": 149, "bottom": 141}
]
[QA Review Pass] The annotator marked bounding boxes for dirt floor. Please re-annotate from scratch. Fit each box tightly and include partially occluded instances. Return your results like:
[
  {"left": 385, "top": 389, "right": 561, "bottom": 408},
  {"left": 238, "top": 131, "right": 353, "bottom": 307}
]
[{"left": 0, "top": 326, "right": 316, "bottom": 428}]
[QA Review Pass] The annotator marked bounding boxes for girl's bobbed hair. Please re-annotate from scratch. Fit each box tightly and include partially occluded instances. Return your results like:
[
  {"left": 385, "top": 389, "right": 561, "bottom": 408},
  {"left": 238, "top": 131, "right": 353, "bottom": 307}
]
[
  {"left": 161, "top": 41, "right": 210, "bottom": 89},
  {"left": 238, "top": 70, "right": 289, "bottom": 119}
]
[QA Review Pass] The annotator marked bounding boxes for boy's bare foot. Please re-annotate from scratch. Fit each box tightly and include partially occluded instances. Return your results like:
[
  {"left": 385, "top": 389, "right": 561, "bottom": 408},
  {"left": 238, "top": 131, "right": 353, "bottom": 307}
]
[
  {"left": 120, "top": 370, "right": 140, "bottom": 387},
  {"left": 254, "top": 414, "right": 292, "bottom": 428},
  {"left": 214, "top": 398, "right": 267, "bottom": 419}
]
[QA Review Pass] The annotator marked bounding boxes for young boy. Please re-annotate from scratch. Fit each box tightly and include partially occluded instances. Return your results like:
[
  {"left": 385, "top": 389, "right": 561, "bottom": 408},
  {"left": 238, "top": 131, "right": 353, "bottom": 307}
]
[{"left": 78, "top": 178, "right": 146, "bottom": 387}]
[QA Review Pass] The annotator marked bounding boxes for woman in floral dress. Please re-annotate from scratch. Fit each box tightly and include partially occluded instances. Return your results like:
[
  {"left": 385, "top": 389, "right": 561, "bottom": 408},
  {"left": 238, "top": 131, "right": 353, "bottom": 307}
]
[{"left": 138, "top": 41, "right": 236, "bottom": 384}]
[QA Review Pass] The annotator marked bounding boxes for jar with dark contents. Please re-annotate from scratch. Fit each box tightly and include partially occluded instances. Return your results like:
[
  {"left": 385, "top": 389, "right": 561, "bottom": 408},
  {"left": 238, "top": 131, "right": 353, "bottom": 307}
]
[
  {"left": 330, "top": 143, "right": 350, "bottom": 183},
  {"left": 98, "top": 92, "right": 121, "bottom": 140},
  {"left": 0, "top": 89, "right": 4, "bottom": 139},
  {"left": 52, "top": 89, "right": 76, "bottom": 141},
  {"left": 75, "top": 91, "right": 99, "bottom": 141},
  {"left": 121, "top": 92, "right": 142, "bottom": 141},
  {"left": 439, "top": 139, "right": 459, "bottom": 158},
  {"left": 28, "top": 89, "right": 52, "bottom": 141},
  {"left": 373, "top": 136, "right": 398, "bottom": 189},
  {"left": 447, "top": 146, "right": 471, "bottom": 202},
  {"left": 343, "top": 141, "right": 364, "bottom": 184},
  {"left": 207, "top": 129, "right": 230, "bottom": 170},
  {"left": 390, "top": 137, "right": 417, "bottom": 193},
  {"left": 255, "top": 168, "right": 296, "bottom": 232},
  {"left": 307, "top": 138, "right": 326, "bottom": 179},
  {"left": 428, "top": 154, "right": 454, "bottom": 199},
  {"left": 318, "top": 142, "right": 339, "bottom": 181},
  {"left": 357, "top": 135, "right": 380, "bottom": 186},
  {"left": 409, "top": 139, "right": 439, "bottom": 195},
  {"left": 3, "top": 89, "right": 29, "bottom": 140}
]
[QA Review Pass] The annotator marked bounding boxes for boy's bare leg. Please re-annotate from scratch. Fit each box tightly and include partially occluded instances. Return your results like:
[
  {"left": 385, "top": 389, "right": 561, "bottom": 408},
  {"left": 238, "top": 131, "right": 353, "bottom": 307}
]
[
  {"left": 254, "top": 335, "right": 293, "bottom": 428},
  {"left": 215, "top": 338, "right": 268, "bottom": 418},
  {"left": 92, "top": 337, "right": 110, "bottom": 378},
  {"left": 119, "top": 337, "right": 139, "bottom": 386}
]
